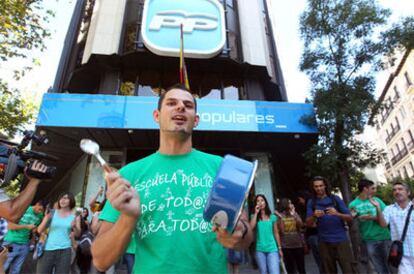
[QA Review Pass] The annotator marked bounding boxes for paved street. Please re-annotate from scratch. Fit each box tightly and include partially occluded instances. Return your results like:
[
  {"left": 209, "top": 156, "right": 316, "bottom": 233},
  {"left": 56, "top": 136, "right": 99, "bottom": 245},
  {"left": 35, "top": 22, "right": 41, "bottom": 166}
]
[{"left": 239, "top": 253, "right": 320, "bottom": 274}]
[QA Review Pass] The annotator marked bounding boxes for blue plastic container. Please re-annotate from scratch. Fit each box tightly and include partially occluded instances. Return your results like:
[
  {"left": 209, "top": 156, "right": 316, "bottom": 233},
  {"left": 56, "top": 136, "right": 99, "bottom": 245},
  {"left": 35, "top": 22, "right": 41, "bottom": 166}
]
[{"left": 203, "top": 154, "right": 258, "bottom": 232}]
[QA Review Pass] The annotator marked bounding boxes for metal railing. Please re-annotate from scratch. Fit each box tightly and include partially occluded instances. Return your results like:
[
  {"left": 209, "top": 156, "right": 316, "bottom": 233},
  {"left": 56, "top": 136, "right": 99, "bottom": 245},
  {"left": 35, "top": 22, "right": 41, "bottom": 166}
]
[
  {"left": 391, "top": 147, "right": 408, "bottom": 165},
  {"left": 385, "top": 124, "right": 401, "bottom": 143}
]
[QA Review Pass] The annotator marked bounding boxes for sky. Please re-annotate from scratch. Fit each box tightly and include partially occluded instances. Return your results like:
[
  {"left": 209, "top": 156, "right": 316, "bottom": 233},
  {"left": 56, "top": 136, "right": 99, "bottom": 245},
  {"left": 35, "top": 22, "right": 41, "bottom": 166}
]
[{"left": 1, "top": 0, "right": 413, "bottom": 105}]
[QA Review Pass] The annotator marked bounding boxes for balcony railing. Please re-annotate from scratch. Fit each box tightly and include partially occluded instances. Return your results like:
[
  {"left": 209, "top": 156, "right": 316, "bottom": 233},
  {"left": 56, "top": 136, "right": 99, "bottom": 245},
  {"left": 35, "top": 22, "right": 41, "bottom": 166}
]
[
  {"left": 391, "top": 147, "right": 409, "bottom": 165},
  {"left": 385, "top": 161, "right": 391, "bottom": 170},
  {"left": 380, "top": 108, "right": 393, "bottom": 125},
  {"left": 385, "top": 124, "right": 401, "bottom": 143}
]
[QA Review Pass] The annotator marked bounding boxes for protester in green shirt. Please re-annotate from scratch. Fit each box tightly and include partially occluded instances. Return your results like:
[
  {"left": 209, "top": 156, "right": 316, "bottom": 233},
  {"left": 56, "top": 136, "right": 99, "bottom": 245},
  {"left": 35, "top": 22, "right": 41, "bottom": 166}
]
[
  {"left": 250, "top": 194, "right": 282, "bottom": 274},
  {"left": 349, "top": 179, "right": 391, "bottom": 274},
  {"left": 3, "top": 201, "right": 44, "bottom": 274},
  {"left": 92, "top": 84, "right": 253, "bottom": 274}
]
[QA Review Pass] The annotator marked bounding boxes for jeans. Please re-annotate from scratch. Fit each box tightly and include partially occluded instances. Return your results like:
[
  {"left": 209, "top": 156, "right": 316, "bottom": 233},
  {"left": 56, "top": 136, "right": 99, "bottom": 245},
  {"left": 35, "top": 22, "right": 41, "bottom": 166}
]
[
  {"left": 123, "top": 253, "right": 135, "bottom": 274},
  {"left": 365, "top": 240, "right": 391, "bottom": 274},
  {"left": 36, "top": 248, "right": 72, "bottom": 274},
  {"left": 307, "top": 234, "right": 322, "bottom": 272},
  {"left": 255, "top": 251, "right": 280, "bottom": 274},
  {"left": 3, "top": 243, "right": 30, "bottom": 274}
]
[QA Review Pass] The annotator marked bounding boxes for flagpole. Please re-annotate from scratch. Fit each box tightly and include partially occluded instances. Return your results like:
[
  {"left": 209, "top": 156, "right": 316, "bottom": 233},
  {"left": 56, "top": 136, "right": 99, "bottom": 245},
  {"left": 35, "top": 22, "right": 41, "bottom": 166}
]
[{"left": 179, "top": 24, "right": 190, "bottom": 90}]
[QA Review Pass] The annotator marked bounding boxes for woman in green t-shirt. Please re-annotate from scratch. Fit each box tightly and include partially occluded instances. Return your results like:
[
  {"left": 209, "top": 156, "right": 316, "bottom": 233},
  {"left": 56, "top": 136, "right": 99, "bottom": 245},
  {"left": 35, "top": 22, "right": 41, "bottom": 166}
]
[{"left": 250, "top": 194, "right": 282, "bottom": 274}]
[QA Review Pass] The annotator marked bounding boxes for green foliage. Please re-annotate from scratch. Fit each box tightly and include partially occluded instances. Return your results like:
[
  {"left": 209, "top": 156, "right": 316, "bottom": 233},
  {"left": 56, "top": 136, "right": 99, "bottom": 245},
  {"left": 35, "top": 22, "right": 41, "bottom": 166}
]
[
  {"left": 0, "top": 0, "right": 55, "bottom": 138},
  {"left": 300, "top": 0, "right": 413, "bottom": 196},
  {"left": 0, "top": 80, "right": 36, "bottom": 138},
  {"left": 381, "top": 16, "right": 414, "bottom": 66},
  {"left": 4, "top": 174, "right": 24, "bottom": 199},
  {"left": 0, "top": 0, "right": 52, "bottom": 63},
  {"left": 377, "top": 177, "right": 414, "bottom": 205}
]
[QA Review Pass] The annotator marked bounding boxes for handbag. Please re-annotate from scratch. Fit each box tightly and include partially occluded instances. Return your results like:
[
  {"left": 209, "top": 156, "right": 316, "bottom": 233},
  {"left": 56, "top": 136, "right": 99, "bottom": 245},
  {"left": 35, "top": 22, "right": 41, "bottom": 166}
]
[{"left": 388, "top": 204, "right": 413, "bottom": 268}]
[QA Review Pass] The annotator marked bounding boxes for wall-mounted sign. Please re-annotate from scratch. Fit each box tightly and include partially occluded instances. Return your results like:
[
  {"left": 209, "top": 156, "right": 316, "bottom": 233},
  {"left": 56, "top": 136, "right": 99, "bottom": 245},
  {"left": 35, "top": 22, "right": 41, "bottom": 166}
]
[
  {"left": 141, "top": 0, "right": 226, "bottom": 58},
  {"left": 37, "top": 93, "right": 318, "bottom": 134}
]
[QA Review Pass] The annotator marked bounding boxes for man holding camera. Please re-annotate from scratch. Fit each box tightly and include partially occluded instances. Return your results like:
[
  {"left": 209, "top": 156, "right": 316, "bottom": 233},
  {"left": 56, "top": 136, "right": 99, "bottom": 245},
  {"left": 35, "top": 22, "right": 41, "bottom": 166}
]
[
  {"left": 92, "top": 85, "right": 253, "bottom": 274},
  {"left": 0, "top": 160, "right": 47, "bottom": 223}
]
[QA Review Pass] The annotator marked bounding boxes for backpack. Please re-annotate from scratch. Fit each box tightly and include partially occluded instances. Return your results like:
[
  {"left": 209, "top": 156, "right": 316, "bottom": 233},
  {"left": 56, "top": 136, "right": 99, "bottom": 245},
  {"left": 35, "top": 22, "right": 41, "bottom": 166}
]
[
  {"left": 310, "top": 195, "right": 352, "bottom": 228},
  {"left": 78, "top": 231, "right": 94, "bottom": 256},
  {"left": 311, "top": 194, "right": 339, "bottom": 212}
]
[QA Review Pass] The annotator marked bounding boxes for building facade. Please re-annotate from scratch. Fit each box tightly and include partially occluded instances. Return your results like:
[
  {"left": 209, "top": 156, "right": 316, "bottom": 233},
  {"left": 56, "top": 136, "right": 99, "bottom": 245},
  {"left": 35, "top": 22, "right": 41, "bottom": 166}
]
[
  {"left": 34, "top": 0, "right": 318, "bottom": 211},
  {"left": 374, "top": 50, "right": 414, "bottom": 180}
]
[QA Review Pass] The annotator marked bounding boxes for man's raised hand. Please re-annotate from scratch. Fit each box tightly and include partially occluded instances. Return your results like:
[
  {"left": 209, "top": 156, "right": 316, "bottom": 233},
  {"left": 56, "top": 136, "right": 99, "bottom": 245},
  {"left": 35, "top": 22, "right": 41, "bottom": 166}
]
[{"left": 105, "top": 172, "right": 140, "bottom": 219}]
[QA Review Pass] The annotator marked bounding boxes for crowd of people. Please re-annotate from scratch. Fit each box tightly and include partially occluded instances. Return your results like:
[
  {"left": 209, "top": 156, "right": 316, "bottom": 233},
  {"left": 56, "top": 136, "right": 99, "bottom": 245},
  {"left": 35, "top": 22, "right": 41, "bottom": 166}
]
[{"left": 0, "top": 84, "right": 413, "bottom": 274}]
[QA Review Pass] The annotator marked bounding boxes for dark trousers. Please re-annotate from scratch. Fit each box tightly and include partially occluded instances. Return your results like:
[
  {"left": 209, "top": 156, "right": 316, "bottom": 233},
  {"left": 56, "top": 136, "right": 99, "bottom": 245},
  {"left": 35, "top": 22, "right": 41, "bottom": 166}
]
[
  {"left": 282, "top": 247, "right": 306, "bottom": 274},
  {"left": 319, "top": 241, "right": 356, "bottom": 274},
  {"left": 123, "top": 253, "right": 135, "bottom": 274},
  {"left": 36, "top": 248, "right": 72, "bottom": 274}
]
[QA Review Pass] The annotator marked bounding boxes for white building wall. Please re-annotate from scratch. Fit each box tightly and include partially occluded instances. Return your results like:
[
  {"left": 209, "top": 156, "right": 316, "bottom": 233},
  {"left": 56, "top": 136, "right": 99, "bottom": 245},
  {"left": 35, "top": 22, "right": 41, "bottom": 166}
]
[
  {"left": 374, "top": 50, "right": 414, "bottom": 180},
  {"left": 82, "top": 0, "right": 127, "bottom": 64},
  {"left": 237, "top": 0, "right": 273, "bottom": 78}
]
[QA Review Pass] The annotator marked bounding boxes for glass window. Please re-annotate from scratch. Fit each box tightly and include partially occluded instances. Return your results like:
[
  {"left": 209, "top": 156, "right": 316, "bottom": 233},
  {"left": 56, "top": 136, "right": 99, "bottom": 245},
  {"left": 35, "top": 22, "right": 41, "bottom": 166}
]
[
  {"left": 393, "top": 86, "right": 400, "bottom": 98},
  {"left": 404, "top": 72, "right": 412, "bottom": 86},
  {"left": 399, "top": 106, "right": 406, "bottom": 119},
  {"left": 137, "top": 85, "right": 157, "bottom": 96},
  {"left": 203, "top": 89, "right": 221, "bottom": 99},
  {"left": 403, "top": 166, "right": 408, "bottom": 179},
  {"left": 224, "top": 86, "right": 239, "bottom": 100}
]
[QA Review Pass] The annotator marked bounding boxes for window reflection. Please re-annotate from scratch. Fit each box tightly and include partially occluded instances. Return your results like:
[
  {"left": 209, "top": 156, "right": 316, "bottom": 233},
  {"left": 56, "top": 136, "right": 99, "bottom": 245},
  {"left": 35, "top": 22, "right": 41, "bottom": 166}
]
[
  {"left": 137, "top": 85, "right": 157, "bottom": 96},
  {"left": 203, "top": 89, "right": 221, "bottom": 99},
  {"left": 224, "top": 86, "right": 239, "bottom": 100},
  {"left": 201, "top": 86, "right": 240, "bottom": 100}
]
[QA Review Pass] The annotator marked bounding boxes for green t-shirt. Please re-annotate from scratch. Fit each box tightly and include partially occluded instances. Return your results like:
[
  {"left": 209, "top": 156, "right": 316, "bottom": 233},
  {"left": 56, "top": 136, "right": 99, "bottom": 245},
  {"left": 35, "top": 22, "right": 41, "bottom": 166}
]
[
  {"left": 4, "top": 206, "right": 43, "bottom": 244},
  {"left": 100, "top": 149, "right": 227, "bottom": 274},
  {"left": 256, "top": 214, "right": 278, "bottom": 252},
  {"left": 126, "top": 233, "right": 136, "bottom": 254},
  {"left": 349, "top": 196, "right": 391, "bottom": 241}
]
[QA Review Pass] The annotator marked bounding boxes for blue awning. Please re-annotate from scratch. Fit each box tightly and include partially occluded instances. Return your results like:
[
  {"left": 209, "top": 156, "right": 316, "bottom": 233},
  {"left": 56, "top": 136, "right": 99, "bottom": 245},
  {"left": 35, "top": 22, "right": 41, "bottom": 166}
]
[{"left": 36, "top": 93, "right": 318, "bottom": 134}]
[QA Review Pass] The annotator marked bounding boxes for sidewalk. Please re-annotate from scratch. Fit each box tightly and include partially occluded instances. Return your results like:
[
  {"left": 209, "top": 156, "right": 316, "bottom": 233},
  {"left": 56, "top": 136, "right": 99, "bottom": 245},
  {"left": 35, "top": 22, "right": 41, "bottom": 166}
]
[{"left": 239, "top": 253, "right": 320, "bottom": 274}]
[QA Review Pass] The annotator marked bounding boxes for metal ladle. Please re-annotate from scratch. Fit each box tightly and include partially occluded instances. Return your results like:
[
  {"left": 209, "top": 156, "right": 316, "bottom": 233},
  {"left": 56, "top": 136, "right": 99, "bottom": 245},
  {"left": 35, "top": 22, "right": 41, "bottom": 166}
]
[{"left": 80, "top": 139, "right": 112, "bottom": 172}]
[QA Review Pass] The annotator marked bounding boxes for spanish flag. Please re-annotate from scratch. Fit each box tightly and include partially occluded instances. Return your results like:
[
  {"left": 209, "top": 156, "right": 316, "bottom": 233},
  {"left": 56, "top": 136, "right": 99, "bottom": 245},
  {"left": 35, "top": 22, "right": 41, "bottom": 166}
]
[{"left": 179, "top": 24, "right": 190, "bottom": 90}]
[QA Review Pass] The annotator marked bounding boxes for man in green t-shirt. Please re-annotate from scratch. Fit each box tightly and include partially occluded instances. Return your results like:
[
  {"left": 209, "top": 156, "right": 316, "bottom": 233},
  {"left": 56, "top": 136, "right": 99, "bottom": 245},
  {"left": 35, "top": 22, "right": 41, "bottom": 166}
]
[
  {"left": 349, "top": 179, "right": 391, "bottom": 274},
  {"left": 92, "top": 84, "right": 253, "bottom": 274},
  {"left": 3, "top": 201, "right": 44, "bottom": 274}
]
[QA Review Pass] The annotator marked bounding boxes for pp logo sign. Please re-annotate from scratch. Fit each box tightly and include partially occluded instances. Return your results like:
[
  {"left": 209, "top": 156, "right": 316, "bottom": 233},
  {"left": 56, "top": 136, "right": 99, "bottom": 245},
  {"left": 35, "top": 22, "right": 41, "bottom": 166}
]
[{"left": 141, "top": 0, "right": 226, "bottom": 58}]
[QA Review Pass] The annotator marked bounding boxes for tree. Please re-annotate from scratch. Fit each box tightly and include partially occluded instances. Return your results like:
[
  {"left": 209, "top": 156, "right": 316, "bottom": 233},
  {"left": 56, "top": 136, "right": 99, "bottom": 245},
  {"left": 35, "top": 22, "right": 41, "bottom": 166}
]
[
  {"left": 0, "top": 80, "right": 37, "bottom": 137},
  {"left": 0, "top": 0, "right": 54, "bottom": 138},
  {"left": 300, "top": 1, "right": 414, "bottom": 268},
  {"left": 299, "top": 0, "right": 413, "bottom": 204}
]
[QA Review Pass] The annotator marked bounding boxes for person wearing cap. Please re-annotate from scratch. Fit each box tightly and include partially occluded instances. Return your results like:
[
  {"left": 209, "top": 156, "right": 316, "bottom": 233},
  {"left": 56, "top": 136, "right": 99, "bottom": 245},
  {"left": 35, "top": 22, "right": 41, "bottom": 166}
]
[{"left": 92, "top": 84, "right": 253, "bottom": 274}]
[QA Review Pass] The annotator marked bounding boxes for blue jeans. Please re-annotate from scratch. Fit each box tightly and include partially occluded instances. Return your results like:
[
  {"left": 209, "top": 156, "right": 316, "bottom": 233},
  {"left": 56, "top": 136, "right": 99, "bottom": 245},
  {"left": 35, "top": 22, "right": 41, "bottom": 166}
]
[
  {"left": 123, "top": 253, "right": 135, "bottom": 274},
  {"left": 307, "top": 234, "right": 322, "bottom": 272},
  {"left": 255, "top": 251, "right": 280, "bottom": 274},
  {"left": 3, "top": 243, "right": 30, "bottom": 274},
  {"left": 365, "top": 240, "right": 391, "bottom": 274}
]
